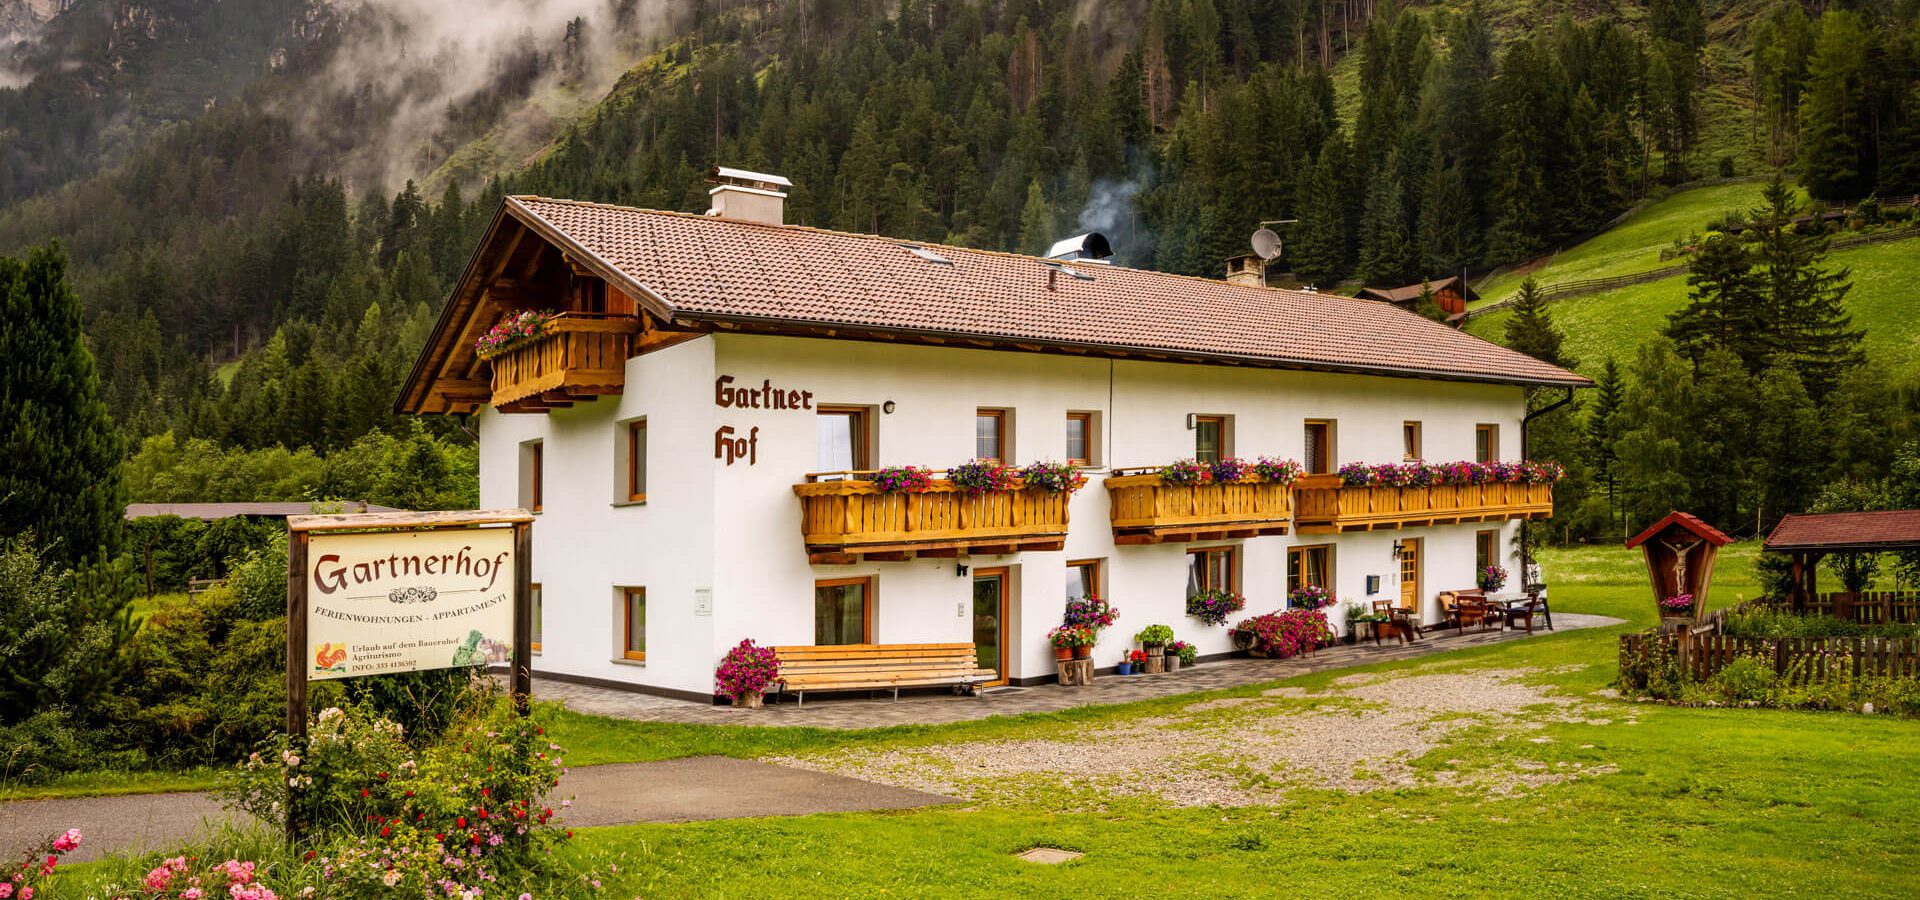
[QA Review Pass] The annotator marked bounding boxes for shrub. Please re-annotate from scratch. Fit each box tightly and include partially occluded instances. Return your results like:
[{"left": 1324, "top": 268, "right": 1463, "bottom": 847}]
[
  {"left": 1231, "top": 610, "right": 1332, "bottom": 658},
  {"left": 0, "top": 537, "right": 138, "bottom": 781},
  {"left": 1185, "top": 589, "right": 1244, "bottom": 626},
  {"left": 715, "top": 639, "right": 780, "bottom": 699},
  {"left": 1714, "top": 657, "right": 1778, "bottom": 703}
]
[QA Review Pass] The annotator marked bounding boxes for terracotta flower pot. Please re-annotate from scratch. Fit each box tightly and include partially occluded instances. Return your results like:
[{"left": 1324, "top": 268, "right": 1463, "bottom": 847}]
[
  {"left": 731, "top": 690, "right": 764, "bottom": 709},
  {"left": 1054, "top": 646, "right": 1075, "bottom": 661},
  {"left": 1072, "top": 644, "right": 1093, "bottom": 660}
]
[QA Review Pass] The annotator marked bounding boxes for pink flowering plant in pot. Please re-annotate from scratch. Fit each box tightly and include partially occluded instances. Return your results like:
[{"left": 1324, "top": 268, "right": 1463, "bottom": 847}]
[
  {"left": 716, "top": 638, "right": 780, "bottom": 707},
  {"left": 1185, "top": 588, "right": 1245, "bottom": 626},
  {"left": 1063, "top": 596, "right": 1119, "bottom": 632},
  {"left": 948, "top": 459, "right": 1017, "bottom": 493},
  {"left": 871, "top": 465, "right": 934, "bottom": 493},
  {"left": 1288, "top": 584, "right": 1335, "bottom": 610},
  {"left": 473, "top": 309, "right": 559, "bottom": 359},
  {"left": 1478, "top": 565, "right": 1509, "bottom": 592},
  {"left": 1660, "top": 594, "right": 1696, "bottom": 617},
  {"left": 1231, "top": 610, "right": 1334, "bottom": 658},
  {"left": 1018, "top": 460, "right": 1086, "bottom": 494},
  {"left": 1158, "top": 459, "right": 1211, "bottom": 485},
  {"left": 1251, "top": 457, "right": 1303, "bottom": 484}
]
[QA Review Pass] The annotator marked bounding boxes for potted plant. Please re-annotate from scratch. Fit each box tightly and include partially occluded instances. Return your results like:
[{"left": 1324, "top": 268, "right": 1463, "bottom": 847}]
[
  {"left": 1230, "top": 610, "right": 1334, "bottom": 659},
  {"left": 1342, "top": 602, "right": 1366, "bottom": 644},
  {"left": 1047, "top": 625, "right": 1079, "bottom": 661},
  {"left": 1288, "top": 584, "right": 1334, "bottom": 610},
  {"left": 1478, "top": 564, "right": 1509, "bottom": 593},
  {"left": 1126, "top": 649, "right": 1149, "bottom": 674},
  {"left": 1659, "top": 593, "right": 1696, "bottom": 623},
  {"left": 715, "top": 638, "right": 780, "bottom": 709},
  {"left": 1116, "top": 652, "right": 1134, "bottom": 676},
  {"left": 1166, "top": 640, "right": 1194, "bottom": 671},
  {"left": 1135, "top": 624, "right": 1174, "bottom": 655}
]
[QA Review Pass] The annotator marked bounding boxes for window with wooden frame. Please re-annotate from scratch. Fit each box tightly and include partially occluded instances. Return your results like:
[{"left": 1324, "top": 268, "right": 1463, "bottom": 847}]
[
  {"left": 625, "top": 419, "right": 648, "bottom": 502},
  {"left": 816, "top": 406, "right": 871, "bottom": 471},
  {"left": 976, "top": 408, "right": 1008, "bottom": 463},
  {"left": 1186, "top": 546, "right": 1238, "bottom": 597},
  {"left": 1475, "top": 424, "right": 1500, "bottom": 463},
  {"left": 1476, "top": 530, "right": 1498, "bottom": 572},
  {"left": 1288, "top": 544, "right": 1334, "bottom": 592},
  {"left": 1066, "top": 558, "right": 1104, "bottom": 602},
  {"left": 1065, "top": 412, "right": 1094, "bottom": 466},
  {"left": 621, "top": 587, "right": 646, "bottom": 661},
  {"left": 1303, "top": 420, "right": 1334, "bottom": 474},
  {"left": 530, "top": 583, "right": 543, "bottom": 652},
  {"left": 1193, "top": 415, "right": 1229, "bottom": 464},
  {"left": 814, "top": 577, "right": 874, "bottom": 645},
  {"left": 520, "top": 441, "right": 544, "bottom": 512},
  {"left": 1403, "top": 421, "right": 1423, "bottom": 460}
]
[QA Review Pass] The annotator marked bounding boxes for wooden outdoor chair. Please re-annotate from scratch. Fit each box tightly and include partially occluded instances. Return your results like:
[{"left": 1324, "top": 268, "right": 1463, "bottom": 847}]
[
  {"left": 1370, "top": 600, "right": 1412, "bottom": 646},
  {"left": 1439, "top": 591, "right": 1494, "bottom": 635},
  {"left": 1501, "top": 592, "right": 1547, "bottom": 635}
]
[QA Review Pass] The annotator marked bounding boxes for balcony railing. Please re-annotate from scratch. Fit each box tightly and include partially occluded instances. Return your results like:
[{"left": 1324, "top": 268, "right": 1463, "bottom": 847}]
[
  {"left": 486, "top": 313, "right": 640, "bottom": 410},
  {"left": 793, "top": 473, "right": 1071, "bottom": 563},
  {"left": 1105, "top": 469, "right": 1294, "bottom": 544},
  {"left": 1293, "top": 474, "right": 1553, "bottom": 533}
]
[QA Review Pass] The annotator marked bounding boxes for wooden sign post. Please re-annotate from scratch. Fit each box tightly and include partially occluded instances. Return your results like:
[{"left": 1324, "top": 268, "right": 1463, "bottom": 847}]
[{"left": 284, "top": 510, "right": 535, "bottom": 841}]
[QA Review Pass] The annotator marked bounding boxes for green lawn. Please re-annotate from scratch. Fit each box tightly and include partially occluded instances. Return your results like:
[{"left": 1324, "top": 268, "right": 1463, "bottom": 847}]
[
  {"left": 1469, "top": 234, "right": 1920, "bottom": 378},
  {"left": 1473, "top": 180, "right": 1772, "bottom": 304},
  {"left": 50, "top": 542, "right": 1920, "bottom": 897}
]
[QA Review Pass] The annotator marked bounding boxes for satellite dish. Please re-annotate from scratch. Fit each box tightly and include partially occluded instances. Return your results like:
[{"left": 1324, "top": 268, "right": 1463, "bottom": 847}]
[{"left": 1251, "top": 228, "right": 1282, "bottom": 261}]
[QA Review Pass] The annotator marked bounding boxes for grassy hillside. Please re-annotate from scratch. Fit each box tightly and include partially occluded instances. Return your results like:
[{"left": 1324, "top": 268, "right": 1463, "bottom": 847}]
[{"left": 1467, "top": 204, "right": 1920, "bottom": 377}]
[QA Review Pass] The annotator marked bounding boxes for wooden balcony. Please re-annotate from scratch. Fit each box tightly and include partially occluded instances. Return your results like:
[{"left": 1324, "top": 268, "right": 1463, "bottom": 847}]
[
  {"left": 1293, "top": 475, "right": 1553, "bottom": 533},
  {"left": 486, "top": 313, "right": 640, "bottom": 411},
  {"left": 794, "top": 475, "right": 1071, "bottom": 564},
  {"left": 1105, "top": 469, "right": 1294, "bottom": 544}
]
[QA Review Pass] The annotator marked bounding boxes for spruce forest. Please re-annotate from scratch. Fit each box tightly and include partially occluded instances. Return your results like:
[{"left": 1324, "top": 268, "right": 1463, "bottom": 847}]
[{"left": 4, "top": 0, "right": 1920, "bottom": 562}]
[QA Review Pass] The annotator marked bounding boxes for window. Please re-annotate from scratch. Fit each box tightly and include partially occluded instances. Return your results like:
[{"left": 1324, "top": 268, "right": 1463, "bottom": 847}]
[
  {"left": 1304, "top": 420, "right": 1334, "bottom": 474},
  {"left": 1066, "top": 558, "right": 1104, "bottom": 601},
  {"left": 976, "top": 409, "right": 1008, "bottom": 463},
  {"left": 1186, "top": 546, "right": 1238, "bottom": 596},
  {"left": 626, "top": 420, "right": 648, "bottom": 502},
  {"left": 1288, "top": 544, "right": 1334, "bottom": 592},
  {"left": 1476, "top": 424, "right": 1500, "bottom": 463},
  {"left": 1403, "top": 421, "right": 1422, "bottom": 460},
  {"left": 814, "top": 577, "right": 873, "bottom": 645},
  {"left": 621, "top": 587, "right": 646, "bottom": 661},
  {"left": 530, "top": 583, "right": 543, "bottom": 652},
  {"left": 1066, "top": 412, "right": 1094, "bottom": 466},
  {"left": 816, "top": 406, "right": 871, "bottom": 471},
  {"left": 1476, "top": 530, "right": 1498, "bottom": 572},
  {"left": 1193, "top": 415, "right": 1229, "bottom": 464},
  {"left": 520, "top": 441, "right": 544, "bottom": 512}
]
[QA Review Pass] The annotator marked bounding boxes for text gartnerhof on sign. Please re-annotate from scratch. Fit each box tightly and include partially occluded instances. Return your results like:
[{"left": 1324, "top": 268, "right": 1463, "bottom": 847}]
[{"left": 305, "top": 527, "right": 516, "bottom": 681}]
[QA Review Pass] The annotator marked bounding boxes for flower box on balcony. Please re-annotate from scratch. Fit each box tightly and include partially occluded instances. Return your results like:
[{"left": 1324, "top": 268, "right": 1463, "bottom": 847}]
[
  {"left": 793, "top": 474, "right": 1072, "bottom": 564},
  {"left": 1293, "top": 474, "right": 1554, "bottom": 533},
  {"left": 483, "top": 312, "right": 641, "bottom": 410},
  {"left": 1105, "top": 468, "right": 1295, "bottom": 544}
]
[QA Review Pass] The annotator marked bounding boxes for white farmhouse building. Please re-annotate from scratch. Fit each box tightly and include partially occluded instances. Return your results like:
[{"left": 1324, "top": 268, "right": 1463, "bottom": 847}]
[{"left": 398, "top": 169, "right": 1589, "bottom": 702}]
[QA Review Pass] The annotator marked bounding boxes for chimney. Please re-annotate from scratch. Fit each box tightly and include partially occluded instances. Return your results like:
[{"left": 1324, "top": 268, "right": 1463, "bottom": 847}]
[
  {"left": 1226, "top": 254, "right": 1266, "bottom": 288},
  {"left": 706, "top": 166, "right": 791, "bottom": 225}
]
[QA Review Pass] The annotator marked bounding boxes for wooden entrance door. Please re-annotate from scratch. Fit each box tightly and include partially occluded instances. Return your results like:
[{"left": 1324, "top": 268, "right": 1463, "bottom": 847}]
[
  {"left": 972, "top": 568, "right": 1009, "bottom": 686},
  {"left": 1399, "top": 539, "right": 1422, "bottom": 613}
]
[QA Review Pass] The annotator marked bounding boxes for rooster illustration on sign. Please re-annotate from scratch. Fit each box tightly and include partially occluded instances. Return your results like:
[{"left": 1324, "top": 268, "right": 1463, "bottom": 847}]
[{"left": 314, "top": 642, "right": 348, "bottom": 672}]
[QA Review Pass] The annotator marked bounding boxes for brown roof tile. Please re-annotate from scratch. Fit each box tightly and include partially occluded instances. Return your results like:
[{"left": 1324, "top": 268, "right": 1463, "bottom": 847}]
[
  {"left": 510, "top": 197, "right": 1588, "bottom": 388},
  {"left": 1765, "top": 510, "right": 1920, "bottom": 551}
]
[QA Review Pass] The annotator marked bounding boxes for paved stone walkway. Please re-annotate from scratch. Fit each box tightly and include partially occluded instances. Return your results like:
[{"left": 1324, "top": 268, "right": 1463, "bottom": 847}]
[
  {"left": 539, "top": 612, "right": 1622, "bottom": 730},
  {"left": 0, "top": 757, "right": 950, "bottom": 864}
]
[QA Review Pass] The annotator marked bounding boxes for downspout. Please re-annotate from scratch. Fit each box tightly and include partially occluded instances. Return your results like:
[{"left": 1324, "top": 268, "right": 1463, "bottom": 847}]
[{"left": 1518, "top": 387, "right": 1577, "bottom": 591}]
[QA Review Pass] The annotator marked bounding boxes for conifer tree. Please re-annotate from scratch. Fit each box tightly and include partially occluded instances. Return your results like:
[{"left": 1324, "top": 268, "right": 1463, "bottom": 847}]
[
  {"left": 0, "top": 245, "right": 126, "bottom": 565},
  {"left": 1017, "top": 178, "right": 1053, "bottom": 258},
  {"left": 1289, "top": 140, "right": 1351, "bottom": 286},
  {"left": 1796, "top": 10, "right": 1871, "bottom": 200},
  {"left": 1749, "top": 175, "right": 1863, "bottom": 400},
  {"left": 1666, "top": 233, "right": 1768, "bottom": 369},
  {"left": 1614, "top": 338, "right": 1699, "bottom": 530},
  {"left": 1503, "top": 278, "right": 1572, "bottom": 368},
  {"left": 1586, "top": 357, "right": 1626, "bottom": 529}
]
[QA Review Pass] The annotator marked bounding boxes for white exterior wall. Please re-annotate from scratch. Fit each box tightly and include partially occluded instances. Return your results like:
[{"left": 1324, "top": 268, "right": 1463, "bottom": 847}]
[{"left": 483, "top": 332, "right": 1530, "bottom": 695}]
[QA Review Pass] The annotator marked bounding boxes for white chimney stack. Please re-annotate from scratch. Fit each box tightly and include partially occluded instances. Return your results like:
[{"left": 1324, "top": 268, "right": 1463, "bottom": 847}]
[{"left": 706, "top": 166, "right": 791, "bottom": 225}]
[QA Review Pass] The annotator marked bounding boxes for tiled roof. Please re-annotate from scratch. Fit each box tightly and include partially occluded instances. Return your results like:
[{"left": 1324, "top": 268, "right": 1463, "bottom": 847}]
[
  {"left": 1355, "top": 275, "right": 1478, "bottom": 304},
  {"left": 1765, "top": 510, "right": 1920, "bottom": 551},
  {"left": 509, "top": 197, "right": 1588, "bottom": 388},
  {"left": 126, "top": 502, "right": 401, "bottom": 521},
  {"left": 1625, "top": 511, "right": 1734, "bottom": 549}
]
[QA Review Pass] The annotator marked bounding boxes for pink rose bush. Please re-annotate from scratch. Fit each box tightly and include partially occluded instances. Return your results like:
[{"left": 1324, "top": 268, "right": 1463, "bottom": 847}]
[{"left": 5, "top": 827, "right": 81, "bottom": 899}]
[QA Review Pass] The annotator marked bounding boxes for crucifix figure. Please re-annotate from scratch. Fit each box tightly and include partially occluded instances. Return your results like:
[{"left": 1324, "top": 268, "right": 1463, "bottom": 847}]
[{"left": 1660, "top": 537, "right": 1704, "bottom": 596}]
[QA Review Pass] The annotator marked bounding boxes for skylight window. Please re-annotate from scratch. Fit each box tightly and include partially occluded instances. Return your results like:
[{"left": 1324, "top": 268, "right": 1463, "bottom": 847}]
[
  {"left": 1044, "top": 262, "right": 1095, "bottom": 281},
  {"left": 898, "top": 244, "right": 952, "bottom": 265}
]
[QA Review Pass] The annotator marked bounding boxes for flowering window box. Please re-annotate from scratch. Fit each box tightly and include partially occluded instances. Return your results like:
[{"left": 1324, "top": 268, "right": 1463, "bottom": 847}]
[
  {"left": 1293, "top": 464, "right": 1556, "bottom": 533},
  {"left": 793, "top": 472, "right": 1072, "bottom": 563},
  {"left": 1105, "top": 465, "right": 1296, "bottom": 544},
  {"left": 482, "top": 312, "right": 641, "bottom": 410}
]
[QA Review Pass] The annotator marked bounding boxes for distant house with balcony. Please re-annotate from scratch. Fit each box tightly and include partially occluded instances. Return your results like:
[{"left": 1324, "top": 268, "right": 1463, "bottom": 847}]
[
  {"left": 396, "top": 168, "right": 1587, "bottom": 701},
  {"left": 1355, "top": 276, "right": 1480, "bottom": 319}
]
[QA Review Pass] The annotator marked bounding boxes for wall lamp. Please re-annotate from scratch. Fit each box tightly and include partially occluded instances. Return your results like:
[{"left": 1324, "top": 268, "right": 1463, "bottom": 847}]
[
  {"left": 883, "top": 400, "right": 897, "bottom": 414},
  {"left": 1185, "top": 413, "right": 1197, "bottom": 430},
  {"left": 1391, "top": 539, "right": 1406, "bottom": 559},
  {"left": 955, "top": 563, "right": 969, "bottom": 577}
]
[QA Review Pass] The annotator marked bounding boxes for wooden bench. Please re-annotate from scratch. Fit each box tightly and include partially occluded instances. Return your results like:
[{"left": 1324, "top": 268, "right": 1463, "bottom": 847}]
[{"left": 772, "top": 643, "right": 995, "bottom": 706}]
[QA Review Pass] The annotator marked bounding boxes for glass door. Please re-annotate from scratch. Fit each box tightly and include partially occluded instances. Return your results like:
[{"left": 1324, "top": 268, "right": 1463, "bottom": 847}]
[{"left": 971, "top": 569, "right": 1008, "bottom": 686}]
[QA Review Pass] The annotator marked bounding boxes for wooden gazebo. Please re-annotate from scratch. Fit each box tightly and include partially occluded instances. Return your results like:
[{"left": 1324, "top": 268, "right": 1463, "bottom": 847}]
[{"left": 1765, "top": 510, "right": 1920, "bottom": 612}]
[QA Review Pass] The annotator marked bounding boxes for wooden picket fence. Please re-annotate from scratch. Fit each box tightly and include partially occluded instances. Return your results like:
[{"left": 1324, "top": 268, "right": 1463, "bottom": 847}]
[
  {"left": 1619, "top": 592, "right": 1920, "bottom": 687},
  {"left": 1622, "top": 631, "right": 1920, "bottom": 684}
]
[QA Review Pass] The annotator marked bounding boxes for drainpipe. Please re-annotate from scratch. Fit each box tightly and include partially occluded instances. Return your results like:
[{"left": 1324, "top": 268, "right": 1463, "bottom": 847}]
[{"left": 1518, "top": 387, "right": 1576, "bottom": 591}]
